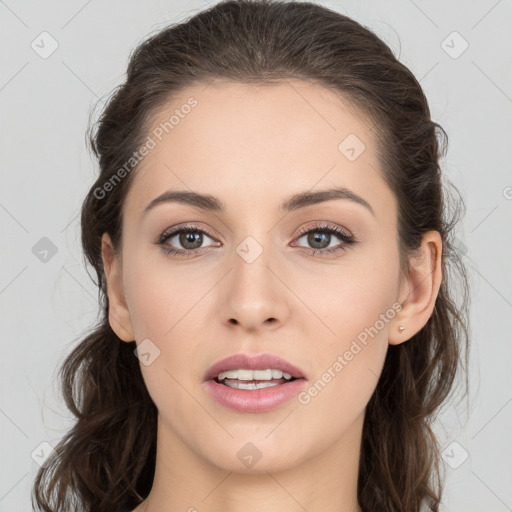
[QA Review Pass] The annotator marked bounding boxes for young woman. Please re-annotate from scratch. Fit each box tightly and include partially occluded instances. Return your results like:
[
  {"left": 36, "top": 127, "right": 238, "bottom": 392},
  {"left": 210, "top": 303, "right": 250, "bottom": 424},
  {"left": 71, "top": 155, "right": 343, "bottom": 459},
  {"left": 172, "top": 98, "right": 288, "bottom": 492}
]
[{"left": 32, "top": 1, "right": 469, "bottom": 511}]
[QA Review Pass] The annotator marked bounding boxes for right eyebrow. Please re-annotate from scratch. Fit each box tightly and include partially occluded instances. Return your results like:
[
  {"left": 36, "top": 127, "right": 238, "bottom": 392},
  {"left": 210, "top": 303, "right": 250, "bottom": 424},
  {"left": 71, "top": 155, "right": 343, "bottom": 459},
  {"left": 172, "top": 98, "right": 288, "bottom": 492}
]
[{"left": 143, "top": 190, "right": 223, "bottom": 216}]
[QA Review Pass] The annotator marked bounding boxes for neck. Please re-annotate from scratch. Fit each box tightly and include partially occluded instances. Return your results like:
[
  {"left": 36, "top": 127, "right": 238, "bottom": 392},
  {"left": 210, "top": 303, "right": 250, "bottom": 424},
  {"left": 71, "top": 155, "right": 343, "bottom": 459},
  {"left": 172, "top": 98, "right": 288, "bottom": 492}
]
[{"left": 134, "top": 412, "right": 364, "bottom": 512}]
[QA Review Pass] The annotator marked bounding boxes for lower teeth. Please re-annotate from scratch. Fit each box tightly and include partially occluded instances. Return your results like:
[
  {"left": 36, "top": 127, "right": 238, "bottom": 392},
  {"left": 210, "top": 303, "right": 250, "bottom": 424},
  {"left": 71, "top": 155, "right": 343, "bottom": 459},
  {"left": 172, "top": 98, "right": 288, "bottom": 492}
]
[{"left": 222, "top": 379, "right": 284, "bottom": 390}]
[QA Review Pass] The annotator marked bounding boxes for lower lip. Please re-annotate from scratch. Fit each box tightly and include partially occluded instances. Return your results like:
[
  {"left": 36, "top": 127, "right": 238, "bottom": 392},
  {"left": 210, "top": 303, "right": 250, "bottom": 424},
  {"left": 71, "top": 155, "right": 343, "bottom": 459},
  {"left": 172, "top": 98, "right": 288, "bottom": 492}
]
[{"left": 203, "top": 378, "right": 307, "bottom": 413}]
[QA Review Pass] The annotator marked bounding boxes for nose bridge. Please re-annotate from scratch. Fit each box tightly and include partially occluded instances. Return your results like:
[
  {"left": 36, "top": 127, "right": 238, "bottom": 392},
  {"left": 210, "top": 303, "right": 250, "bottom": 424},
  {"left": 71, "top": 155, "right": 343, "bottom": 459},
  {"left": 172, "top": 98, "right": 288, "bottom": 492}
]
[{"left": 232, "top": 232, "right": 276, "bottom": 298}]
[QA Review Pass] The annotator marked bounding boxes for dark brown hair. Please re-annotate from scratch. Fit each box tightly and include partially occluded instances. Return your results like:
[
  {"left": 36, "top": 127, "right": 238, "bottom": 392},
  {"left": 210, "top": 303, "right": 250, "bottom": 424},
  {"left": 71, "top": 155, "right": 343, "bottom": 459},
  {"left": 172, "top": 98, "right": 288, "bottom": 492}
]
[{"left": 32, "top": 1, "right": 470, "bottom": 511}]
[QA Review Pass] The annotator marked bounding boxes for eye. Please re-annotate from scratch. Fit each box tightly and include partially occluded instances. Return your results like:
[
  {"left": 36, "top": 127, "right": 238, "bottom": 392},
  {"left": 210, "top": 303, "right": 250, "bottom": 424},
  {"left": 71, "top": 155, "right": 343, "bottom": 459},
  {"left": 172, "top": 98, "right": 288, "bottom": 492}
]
[
  {"left": 156, "top": 222, "right": 357, "bottom": 258},
  {"left": 292, "top": 223, "right": 357, "bottom": 256},
  {"left": 156, "top": 224, "right": 220, "bottom": 257}
]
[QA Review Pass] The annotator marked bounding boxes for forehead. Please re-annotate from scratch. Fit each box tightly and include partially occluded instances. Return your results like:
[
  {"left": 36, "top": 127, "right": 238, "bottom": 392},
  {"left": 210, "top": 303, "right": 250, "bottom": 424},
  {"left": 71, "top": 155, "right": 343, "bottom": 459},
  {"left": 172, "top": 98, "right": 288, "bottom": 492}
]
[{"left": 123, "top": 79, "right": 393, "bottom": 220}]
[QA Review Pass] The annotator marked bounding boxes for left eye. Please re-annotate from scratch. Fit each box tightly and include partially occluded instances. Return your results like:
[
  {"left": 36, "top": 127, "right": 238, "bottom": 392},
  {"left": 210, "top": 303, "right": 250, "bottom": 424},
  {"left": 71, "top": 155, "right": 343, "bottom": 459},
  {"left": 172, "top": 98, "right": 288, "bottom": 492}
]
[
  {"left": 295, "top": 229, "right": 346, "bottom": 250},
  {"left": 291, "top": 224, "right": 356, "bottom": 255}
]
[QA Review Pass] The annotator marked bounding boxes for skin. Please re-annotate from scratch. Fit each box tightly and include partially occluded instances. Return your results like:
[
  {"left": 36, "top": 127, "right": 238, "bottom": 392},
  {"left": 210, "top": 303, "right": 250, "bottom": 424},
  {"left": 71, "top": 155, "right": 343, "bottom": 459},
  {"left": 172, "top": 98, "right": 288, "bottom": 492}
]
[{"left": 101, "top": 79, "right": 442, "bottom": 512}]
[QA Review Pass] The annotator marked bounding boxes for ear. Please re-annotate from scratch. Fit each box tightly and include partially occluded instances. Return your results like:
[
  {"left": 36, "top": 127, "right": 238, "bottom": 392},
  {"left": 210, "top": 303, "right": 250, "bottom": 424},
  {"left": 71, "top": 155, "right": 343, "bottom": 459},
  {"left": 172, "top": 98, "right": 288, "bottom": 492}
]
[
  {"left": 388, "top": 230, "right": 442, "bottom": 345},
  {"left": 101, "top": 232, "right": 135, "bottom": 342}
]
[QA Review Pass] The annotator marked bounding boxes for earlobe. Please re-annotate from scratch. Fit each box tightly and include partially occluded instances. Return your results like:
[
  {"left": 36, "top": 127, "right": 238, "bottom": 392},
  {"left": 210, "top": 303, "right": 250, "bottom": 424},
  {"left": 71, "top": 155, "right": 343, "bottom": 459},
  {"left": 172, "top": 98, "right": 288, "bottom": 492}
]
[
  {"left": 388, "top": 230, "right": 443, "bottom": 345},
  {"left": 101, "top": 233, "right": 135, "bottom": 342}
]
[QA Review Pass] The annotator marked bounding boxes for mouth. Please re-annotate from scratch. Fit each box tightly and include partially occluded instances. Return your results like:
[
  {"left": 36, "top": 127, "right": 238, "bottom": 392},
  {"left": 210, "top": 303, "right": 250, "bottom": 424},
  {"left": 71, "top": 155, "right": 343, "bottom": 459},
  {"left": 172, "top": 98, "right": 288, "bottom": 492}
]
[{"left": 203, "top": 353, "right": 307, "bottom": 413}]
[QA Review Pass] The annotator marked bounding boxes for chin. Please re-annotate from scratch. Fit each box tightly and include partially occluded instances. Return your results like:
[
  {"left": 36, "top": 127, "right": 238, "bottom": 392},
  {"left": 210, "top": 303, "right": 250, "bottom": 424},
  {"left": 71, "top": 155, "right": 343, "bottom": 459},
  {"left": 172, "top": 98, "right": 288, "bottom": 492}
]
[{"left": 203, "top": 436, "right": 307, "bottom": 475}]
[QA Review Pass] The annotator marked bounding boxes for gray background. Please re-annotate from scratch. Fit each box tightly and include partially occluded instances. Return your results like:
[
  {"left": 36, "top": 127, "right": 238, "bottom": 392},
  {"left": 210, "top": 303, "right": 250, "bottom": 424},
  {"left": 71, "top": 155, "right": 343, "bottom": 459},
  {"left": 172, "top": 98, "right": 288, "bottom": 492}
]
[{"left": 1, "top": 0, "right": 511, "bottom": 510}]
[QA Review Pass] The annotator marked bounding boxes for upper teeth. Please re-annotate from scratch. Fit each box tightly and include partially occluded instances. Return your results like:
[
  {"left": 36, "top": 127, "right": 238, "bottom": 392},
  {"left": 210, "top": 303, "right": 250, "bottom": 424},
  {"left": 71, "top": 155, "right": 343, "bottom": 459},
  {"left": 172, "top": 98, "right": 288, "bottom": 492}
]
[{"left": 217, "top": 369, "right": 293, "bottom": 381}]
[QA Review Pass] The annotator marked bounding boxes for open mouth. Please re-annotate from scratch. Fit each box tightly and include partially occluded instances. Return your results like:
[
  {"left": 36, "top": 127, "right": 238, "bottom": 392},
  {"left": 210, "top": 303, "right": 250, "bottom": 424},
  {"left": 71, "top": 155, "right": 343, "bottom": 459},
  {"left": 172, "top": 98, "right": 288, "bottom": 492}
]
[
  {"left": 204, "top": 362, "right": 307, "bottom": 412},
  {"left": 214, "top": 376, "right": 299, "bottom": 390}
]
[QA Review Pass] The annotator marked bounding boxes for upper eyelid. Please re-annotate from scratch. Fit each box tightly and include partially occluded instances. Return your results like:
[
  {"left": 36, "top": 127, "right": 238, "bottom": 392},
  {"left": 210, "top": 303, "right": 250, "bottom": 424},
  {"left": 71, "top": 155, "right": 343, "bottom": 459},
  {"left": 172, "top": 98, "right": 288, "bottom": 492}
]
[
  {"left": 296, "top": 223, "right": 353, "bottom": 238},
  {"left": 159, "top": 224, "right": 216, "bottom": 241}
]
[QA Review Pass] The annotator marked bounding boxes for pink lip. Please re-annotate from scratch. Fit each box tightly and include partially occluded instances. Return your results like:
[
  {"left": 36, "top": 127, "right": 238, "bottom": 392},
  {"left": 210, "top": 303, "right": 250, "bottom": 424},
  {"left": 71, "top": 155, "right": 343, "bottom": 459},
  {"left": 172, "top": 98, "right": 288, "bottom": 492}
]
[
  {"left": 202, "top": 353, "right": 307, "bottom": 413},
  {"left": 203, "top": 378, "right": 306, "bottom": 413},
  {"left": 203, "top": 353, "right": 306, "bottom": 381}
]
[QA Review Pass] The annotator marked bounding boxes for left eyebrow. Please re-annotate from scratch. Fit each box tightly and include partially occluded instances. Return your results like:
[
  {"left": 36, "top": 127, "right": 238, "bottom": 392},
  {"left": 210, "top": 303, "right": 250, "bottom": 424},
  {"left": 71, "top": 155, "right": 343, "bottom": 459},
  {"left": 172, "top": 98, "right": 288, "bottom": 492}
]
[
  {"left": 280, "top": 186, "right": 375, "bottom": 216},
  {"left": 142, "top": 186, "right": 375, "bottom": 217}
]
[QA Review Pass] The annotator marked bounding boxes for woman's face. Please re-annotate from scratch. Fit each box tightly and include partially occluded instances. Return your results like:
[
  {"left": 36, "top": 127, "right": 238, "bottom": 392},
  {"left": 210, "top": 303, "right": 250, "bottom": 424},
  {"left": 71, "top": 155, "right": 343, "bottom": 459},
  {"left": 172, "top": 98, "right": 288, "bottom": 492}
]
[{"left": 106, "top": 80, "right": 409, "bottom": 474}]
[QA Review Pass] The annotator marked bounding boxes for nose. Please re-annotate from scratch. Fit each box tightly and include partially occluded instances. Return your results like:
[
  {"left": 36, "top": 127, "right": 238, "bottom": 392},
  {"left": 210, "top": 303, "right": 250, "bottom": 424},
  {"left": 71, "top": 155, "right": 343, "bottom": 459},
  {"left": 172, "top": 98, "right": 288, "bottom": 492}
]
[{"left": 219, "top": 240, "right": 291, "bottom": 333}]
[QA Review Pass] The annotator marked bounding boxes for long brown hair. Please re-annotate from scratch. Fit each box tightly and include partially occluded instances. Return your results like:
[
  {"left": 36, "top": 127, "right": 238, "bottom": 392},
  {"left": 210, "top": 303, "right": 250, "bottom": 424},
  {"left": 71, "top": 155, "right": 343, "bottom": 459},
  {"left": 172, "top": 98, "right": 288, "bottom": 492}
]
[{"left": 32, "top": 1, "right": 470, "bottom": 510}]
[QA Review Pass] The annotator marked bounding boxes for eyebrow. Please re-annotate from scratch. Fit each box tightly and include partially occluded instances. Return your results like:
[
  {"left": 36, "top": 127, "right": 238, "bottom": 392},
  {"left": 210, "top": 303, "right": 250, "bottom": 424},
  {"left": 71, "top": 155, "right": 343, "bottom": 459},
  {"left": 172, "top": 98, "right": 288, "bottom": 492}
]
[{"left": 142, "top": 186, "right": 375, "bottom": 217}]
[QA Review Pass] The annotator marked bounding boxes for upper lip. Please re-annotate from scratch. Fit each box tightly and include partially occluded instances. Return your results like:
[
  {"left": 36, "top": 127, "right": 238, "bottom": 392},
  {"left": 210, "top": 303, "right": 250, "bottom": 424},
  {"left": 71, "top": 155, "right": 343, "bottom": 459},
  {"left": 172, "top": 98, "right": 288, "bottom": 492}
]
[{"left": 204, "top": 353, "right": 306, "bottom": 381}]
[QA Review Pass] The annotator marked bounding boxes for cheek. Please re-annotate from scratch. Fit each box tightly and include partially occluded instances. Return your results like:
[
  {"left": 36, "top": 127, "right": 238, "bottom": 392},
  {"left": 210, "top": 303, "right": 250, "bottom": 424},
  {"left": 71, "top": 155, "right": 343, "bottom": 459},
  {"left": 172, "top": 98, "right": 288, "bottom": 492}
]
[
  {"left": 295, "top": 248, "right": 400, "bottom": 349},
  {"left": 291, "top": 246, "right": 399, "bottom": 413},
  {"left": 292, "top": 273, "right": 396, "bottom": 447},
  {"left": 121, "top": 252, "right": 211, "bottom": 398},
  {"left": 290, "top": 338, "right": 387, "bottom": 461},
  {"left": 122, "top": 248, "right": 208, "bottom": 340}
]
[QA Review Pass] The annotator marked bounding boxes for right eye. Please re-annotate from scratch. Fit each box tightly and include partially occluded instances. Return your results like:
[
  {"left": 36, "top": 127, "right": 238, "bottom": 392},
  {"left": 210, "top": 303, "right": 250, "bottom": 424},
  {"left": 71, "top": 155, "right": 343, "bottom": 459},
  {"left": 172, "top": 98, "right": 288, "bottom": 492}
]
[{"left": 157, "top": 225, "right": 220, "bottom": 257}]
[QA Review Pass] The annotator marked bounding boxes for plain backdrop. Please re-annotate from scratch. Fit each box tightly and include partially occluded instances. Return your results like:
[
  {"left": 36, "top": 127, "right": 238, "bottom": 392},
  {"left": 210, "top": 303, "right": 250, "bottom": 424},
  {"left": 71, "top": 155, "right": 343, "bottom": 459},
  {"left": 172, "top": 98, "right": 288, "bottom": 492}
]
[{"left": 0, "top": 1, "right": 511, "bottom": 510}]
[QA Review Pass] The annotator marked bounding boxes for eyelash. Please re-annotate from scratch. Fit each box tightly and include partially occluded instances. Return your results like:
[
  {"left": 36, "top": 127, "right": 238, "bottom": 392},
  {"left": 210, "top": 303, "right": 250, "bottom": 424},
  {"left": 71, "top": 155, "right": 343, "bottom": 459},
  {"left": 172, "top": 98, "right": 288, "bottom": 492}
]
[{"left": 156, "top": 223, "right": 357, "bottom": 258}]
